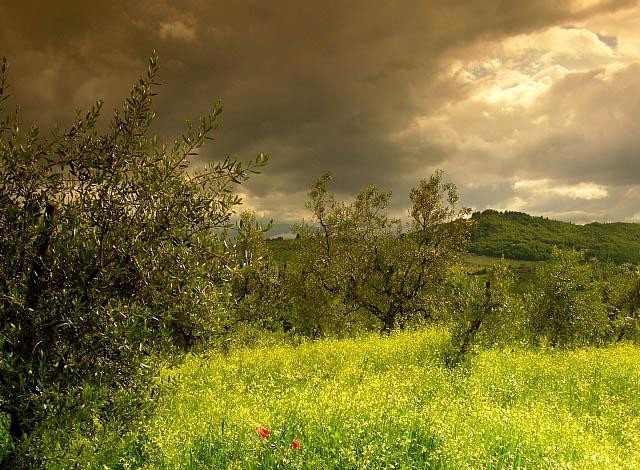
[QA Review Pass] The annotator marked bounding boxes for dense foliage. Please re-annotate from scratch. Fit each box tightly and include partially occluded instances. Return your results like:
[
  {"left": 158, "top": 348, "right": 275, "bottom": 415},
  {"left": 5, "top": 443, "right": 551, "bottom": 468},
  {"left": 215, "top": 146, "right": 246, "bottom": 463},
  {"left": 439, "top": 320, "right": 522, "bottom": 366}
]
[
  {"left": 0, "top": 54, "right": 265, "bottom": 466},
  {"left": 266, "top": 240, "right": 639, "bottom": 350},
  {"left": 226, "top": 211, "right": 289, "bottom": 333},
  {"left": 469, "top": 209, "right": 640, "bottom": 263},
  {"left": 448, "top": 259, "right": 525, "bottom": 355},
  {"left": 527, "top": 248, "right": 610, "bottom": 346},
  {"left": 293, "top": 171, "right": 473, "bottom": 334}
]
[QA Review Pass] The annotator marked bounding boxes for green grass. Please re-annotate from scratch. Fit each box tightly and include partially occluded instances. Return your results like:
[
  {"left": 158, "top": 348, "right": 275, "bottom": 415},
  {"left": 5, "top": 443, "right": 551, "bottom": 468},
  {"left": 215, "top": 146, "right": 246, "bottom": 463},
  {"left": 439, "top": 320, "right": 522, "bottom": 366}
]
[
  {"left": 138, "top": 329, "right": 640, "bottom": 469},
  {"left": 266, "top": 238, "right": 298, "bottom": 265},
  {"left": 462, "top": 254, "right": 541, "bottom": 270}
]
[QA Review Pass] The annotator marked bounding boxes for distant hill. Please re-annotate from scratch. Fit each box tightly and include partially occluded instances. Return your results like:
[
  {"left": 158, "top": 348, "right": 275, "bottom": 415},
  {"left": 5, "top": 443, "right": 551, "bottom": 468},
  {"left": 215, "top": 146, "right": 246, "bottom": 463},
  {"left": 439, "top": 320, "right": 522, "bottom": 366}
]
[
  {"left": 469, "top": 210, "right": 640, "bottom": 263},
  {"left": 266, "top": 210, "right": 640, "bottom": 264}
]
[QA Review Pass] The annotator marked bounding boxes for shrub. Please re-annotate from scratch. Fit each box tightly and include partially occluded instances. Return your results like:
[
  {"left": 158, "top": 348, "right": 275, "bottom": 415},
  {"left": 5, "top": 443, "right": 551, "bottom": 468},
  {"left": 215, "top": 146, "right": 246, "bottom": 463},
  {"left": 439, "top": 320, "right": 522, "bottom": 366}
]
[
  {"left": 226, "top": 211, "right": 290, "bottom": 334},
  {"left": 526, "top": 248, "right": 609, "bottom": 347},
  {"left": 450, "top": 258, "right": 525, "bottom": 355},
  {"left": 595, "top": 261, "right": 640, "bottom": 342},
  {"left": 0, "top": 53, "right": 266, "bottom": 466}
]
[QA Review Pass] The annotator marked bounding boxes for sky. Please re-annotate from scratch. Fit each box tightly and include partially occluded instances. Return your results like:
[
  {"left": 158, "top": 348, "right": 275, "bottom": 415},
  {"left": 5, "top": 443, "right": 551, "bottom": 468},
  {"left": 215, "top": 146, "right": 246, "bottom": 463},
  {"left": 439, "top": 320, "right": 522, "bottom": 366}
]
[{"left": 1, "top": 0, "right": 639, "bottom": 231}]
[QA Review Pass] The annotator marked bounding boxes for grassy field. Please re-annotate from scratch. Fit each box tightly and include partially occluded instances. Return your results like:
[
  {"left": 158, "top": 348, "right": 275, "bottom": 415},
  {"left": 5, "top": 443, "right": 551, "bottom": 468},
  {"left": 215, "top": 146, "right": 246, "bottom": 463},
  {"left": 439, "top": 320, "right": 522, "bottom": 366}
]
[
  {"left": 268, "top": 239, "right": 543, "bottom": 271},
  {"left": 137, "top": 329, "right": 640, "bottom": 469},
  {"left": 462, "top": 254, "right": 541, "bottom": 270}
]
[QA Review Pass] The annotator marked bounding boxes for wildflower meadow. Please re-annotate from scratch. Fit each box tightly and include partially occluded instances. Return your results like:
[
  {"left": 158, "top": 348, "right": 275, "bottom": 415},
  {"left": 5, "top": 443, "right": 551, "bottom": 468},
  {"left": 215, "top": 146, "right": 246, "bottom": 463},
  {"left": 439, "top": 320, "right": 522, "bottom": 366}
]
[{"left": 122, "top": 329, "right": 640, "bottom": 469}]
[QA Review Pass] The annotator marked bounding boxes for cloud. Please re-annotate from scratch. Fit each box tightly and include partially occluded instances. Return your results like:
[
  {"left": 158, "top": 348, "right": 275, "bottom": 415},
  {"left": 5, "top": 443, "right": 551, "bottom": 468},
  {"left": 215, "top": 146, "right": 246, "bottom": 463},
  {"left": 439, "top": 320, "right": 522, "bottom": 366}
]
[
  {"left": 513, "top": 179, "right": 609, "bottom": 200},
  {"left": 403, "top": 8, "right": 640, "bottom": 222},
  {"left": 159, "top": 20, "right": 196, "bottom": 42},
  {"left": 0, "top": 0, "right": 639, "bottom": 223}
]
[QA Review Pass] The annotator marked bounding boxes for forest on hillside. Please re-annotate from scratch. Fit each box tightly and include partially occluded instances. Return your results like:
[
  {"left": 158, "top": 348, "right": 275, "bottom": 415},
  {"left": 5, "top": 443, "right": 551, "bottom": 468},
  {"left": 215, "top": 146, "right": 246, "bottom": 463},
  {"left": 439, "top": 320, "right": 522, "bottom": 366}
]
[{"left": 469, "top": 209, "right": 640, "bottom": 263}]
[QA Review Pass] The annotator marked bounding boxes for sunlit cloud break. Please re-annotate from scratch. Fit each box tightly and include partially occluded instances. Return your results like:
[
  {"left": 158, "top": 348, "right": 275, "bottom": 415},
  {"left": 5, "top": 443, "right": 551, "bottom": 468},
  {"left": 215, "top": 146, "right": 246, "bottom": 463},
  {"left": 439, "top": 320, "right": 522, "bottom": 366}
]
[
  {"left": 513, "top": 179, "right": 609, "bottom": 200},
  {"left": 1, "top": 0, "right": 639, "bottom": 224}
]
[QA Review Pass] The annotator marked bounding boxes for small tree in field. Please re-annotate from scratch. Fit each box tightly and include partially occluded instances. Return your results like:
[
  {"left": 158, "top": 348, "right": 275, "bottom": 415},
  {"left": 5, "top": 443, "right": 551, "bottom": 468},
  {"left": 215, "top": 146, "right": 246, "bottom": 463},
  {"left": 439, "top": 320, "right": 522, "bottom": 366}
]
[
  {"left": 0, "top": 54, "right": 266, "bottom": 466},
  {"left": 527, "top": 248, "right": 609, "bottom": 347},
  {"left": 449, "top": 259, "right": 524, "bottom": 355},
  {"left": 593, "top": 261, "right": 640, "bottom": 342},
  {"left": 297, "top": 170, "right": 473, "bottom": 333}
]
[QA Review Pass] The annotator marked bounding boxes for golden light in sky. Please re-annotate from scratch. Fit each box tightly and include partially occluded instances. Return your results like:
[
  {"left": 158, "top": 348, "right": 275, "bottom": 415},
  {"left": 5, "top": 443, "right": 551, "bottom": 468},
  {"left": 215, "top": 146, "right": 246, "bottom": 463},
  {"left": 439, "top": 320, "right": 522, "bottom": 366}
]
[{"left": 1, "top": 0, "right": 639, "bottom": 226}]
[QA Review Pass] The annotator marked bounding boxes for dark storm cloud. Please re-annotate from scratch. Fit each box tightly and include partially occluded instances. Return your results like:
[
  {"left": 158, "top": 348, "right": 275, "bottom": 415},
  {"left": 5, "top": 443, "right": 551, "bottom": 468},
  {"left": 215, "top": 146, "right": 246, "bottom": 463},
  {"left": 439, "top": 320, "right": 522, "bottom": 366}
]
[{"left": 0, "top": 0, "right": 637, "bottom": 221}]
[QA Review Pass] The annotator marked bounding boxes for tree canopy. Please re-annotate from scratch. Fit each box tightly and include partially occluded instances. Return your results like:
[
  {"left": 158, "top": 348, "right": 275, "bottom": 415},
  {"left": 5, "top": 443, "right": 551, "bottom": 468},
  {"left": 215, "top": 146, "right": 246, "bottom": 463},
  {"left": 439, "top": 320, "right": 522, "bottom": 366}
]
[{"left": 0, "top": 53, "right": 266, "bottom": 466}]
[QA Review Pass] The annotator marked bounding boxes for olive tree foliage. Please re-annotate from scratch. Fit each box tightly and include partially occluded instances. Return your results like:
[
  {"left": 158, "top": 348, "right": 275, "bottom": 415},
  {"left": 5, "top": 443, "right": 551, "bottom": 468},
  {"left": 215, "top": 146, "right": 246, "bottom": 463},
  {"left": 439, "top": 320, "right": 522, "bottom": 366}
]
[
  {"left": 449, "top": 259, "right": 525, "bottom": 355},
  {"left": 526, "top": 248, "right": 609, "bottom": 347},
  {"left": 295, "top": 171, "right": 473, "bottom": 333},
  {"left": 595, "top": 261, "right": 640, "bottom": 342},
  {"left": 226, "top": 211, "right": 289, "bottom": 332},
  {"left": 287, "top": 234, "right": 377, "bottom": 337},
  {"left": 0, "top": 54, "right": 266, "bottom": 464}
]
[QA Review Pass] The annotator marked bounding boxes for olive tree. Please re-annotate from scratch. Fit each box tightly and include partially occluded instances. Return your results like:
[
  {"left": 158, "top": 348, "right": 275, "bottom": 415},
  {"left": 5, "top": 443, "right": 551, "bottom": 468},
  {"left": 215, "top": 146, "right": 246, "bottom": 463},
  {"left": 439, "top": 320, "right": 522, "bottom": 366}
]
[
  {"left": 0, "top": 54, "right": 266, "bottom": 465},
  {"left": 594, "top": 261, "right": 640, "bottom": 342},
  {"left": 226, "top": 211, "right": 289, "bottom": 332},
  {"left": 296, "top": 170, "right": 473, "bottom": 333},
  {"left": 527, "top": 248, "right": 609, "bottom": 347},
  {"left": 449, "top": 259, "right": 525, "bottom": 355}
]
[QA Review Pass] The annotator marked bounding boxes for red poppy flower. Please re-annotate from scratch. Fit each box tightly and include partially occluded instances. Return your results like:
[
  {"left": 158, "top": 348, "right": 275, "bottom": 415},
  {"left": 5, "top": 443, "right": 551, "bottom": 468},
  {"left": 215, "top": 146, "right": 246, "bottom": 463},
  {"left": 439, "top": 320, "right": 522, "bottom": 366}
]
[
  {"left": 256, "top": 426, "right": 269, "bottom": 439},
  {"left": 292, "top": 439, "right": 300, "bottom": 450}
]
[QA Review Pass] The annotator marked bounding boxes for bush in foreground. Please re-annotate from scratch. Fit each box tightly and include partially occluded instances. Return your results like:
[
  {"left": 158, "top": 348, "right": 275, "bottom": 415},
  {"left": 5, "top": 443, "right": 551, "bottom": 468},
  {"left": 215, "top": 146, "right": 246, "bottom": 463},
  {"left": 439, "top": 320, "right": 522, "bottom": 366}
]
[{"left": 0, "top": 54, "right": 266, "bottom": 466}]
